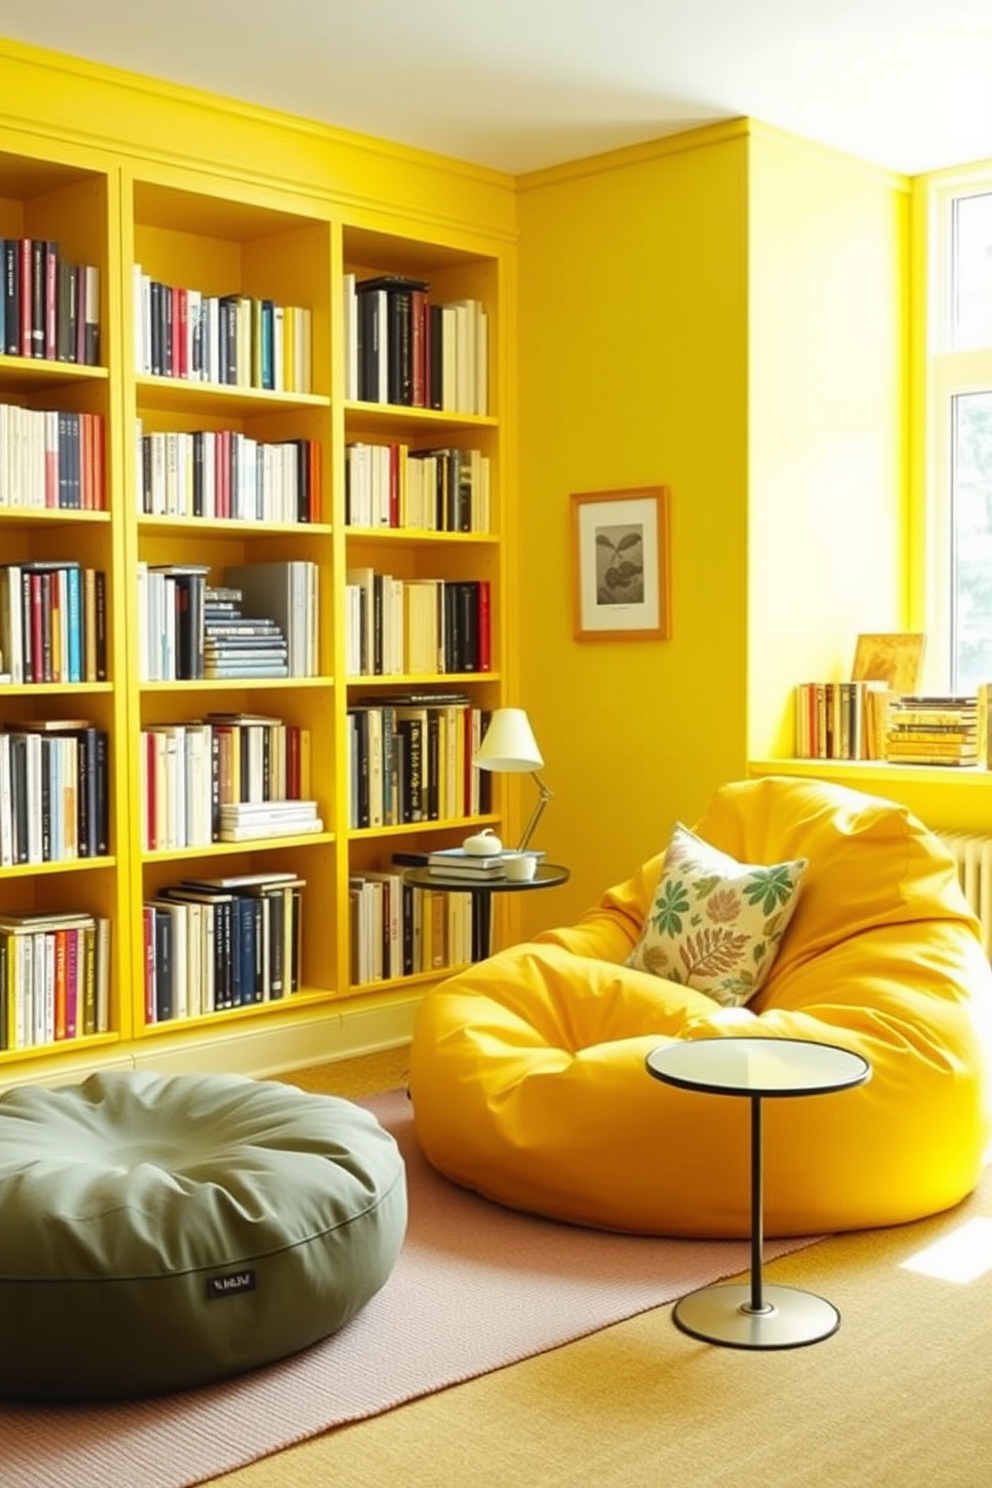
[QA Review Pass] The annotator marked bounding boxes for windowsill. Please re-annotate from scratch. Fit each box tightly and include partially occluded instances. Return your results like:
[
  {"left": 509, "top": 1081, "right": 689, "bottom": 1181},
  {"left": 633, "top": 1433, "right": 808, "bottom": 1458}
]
[
  {"left": 750, "top": 758, "right": 992, "bottom": 787},
  {"left": 748, "top": 758, "right": 992, "bottom": 833}
]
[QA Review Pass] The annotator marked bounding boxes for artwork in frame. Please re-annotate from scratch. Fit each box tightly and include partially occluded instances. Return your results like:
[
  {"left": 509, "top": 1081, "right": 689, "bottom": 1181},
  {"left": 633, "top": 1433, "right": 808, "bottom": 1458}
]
[
  {"left": 851, "top": 632, "right": 926, "bottom": 695},
  {"left": 570, "top": 486, "right": 672, "bottom": 641}
]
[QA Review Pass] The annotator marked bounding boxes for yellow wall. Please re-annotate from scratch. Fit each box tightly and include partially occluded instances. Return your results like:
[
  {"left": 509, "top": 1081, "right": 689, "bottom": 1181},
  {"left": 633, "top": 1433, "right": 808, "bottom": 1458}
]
[
  {"left": 514, "top": 124, "right": 910, "bottom": 934},
  {"left": 514, "top": 128, "right": 751, "bottom": 929},
  {"left": 748, "top": 127, "right": 910, "bottom": 758}
]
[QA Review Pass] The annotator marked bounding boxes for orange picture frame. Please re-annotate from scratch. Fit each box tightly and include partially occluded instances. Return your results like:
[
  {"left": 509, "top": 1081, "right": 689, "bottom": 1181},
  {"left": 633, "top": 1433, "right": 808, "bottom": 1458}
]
[{"left": 570, "top": 486, "right": 672, "bottom": 641}]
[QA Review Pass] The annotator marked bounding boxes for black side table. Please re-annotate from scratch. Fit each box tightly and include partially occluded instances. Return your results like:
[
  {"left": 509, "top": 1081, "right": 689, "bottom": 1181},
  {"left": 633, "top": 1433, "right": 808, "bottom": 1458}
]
[{"left": 404, "top": 862, "right": 570, "bottom": 961}]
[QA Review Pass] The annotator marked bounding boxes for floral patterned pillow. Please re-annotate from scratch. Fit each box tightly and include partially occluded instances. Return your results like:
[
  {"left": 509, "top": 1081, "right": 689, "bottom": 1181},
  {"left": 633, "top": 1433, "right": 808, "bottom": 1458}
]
[{"left": 626, "top": 822, "right": 808, "bottom": 1006}]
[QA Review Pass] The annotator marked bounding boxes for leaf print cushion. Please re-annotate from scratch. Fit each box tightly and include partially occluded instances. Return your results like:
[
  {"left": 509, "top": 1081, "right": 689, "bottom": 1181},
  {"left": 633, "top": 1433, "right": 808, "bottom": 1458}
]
[{"left": 626, "top": 822, "right": 808, "bottom": 1006}]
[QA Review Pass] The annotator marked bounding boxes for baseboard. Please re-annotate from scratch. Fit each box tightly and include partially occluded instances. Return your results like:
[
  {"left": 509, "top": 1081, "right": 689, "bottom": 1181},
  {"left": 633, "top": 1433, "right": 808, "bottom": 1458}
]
[
  {"left": 132, "top": 996, "right": 421, "bottom": 1078},
  {"left": 0, "top": 996, "right": 421, "bottom": 1091}
]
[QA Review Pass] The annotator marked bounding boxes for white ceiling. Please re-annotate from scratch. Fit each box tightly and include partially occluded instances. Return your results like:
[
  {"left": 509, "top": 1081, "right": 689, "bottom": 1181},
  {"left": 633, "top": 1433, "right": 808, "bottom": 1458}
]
[{"left": 3, "top": 0, "right": 992, "bottom": 177}]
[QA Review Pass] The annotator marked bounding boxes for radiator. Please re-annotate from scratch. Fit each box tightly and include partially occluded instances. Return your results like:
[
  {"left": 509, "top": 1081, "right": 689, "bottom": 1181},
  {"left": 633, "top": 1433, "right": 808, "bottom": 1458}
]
[{"left": 936, "top": 832, "right": 992, "bottom": 960}]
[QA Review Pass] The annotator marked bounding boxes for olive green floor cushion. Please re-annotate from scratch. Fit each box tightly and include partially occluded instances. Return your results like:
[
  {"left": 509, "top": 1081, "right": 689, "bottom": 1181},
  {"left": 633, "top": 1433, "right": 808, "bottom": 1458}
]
[{"left": 0, "top": 1069, "right": 407, "bottom": 1401}]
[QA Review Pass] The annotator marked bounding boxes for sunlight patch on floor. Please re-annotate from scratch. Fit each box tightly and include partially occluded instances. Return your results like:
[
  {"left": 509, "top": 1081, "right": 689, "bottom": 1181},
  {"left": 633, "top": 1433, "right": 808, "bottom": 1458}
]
[{"left": 900, "top": 1215, "right": 992, "bottom": 1283}]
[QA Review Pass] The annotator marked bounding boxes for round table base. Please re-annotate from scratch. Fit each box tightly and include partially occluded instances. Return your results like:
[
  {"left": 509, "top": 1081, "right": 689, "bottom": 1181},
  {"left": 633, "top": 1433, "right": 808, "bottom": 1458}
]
[{"left": 672, "top": 1283, "right": 840, "bottom": 1350}]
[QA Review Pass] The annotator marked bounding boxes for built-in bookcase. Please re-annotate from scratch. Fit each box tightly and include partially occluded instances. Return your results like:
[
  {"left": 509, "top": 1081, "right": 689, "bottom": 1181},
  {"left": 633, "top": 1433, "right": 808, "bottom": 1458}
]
[{"left": 0, "top": 116, "right": 510, "bottom": 1080}]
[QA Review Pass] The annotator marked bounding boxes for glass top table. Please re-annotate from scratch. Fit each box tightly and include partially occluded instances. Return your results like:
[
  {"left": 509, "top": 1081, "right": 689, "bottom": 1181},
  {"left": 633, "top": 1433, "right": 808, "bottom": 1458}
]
[{"left": 646, "top": 1036, "right": 871, "bottom": 1349}]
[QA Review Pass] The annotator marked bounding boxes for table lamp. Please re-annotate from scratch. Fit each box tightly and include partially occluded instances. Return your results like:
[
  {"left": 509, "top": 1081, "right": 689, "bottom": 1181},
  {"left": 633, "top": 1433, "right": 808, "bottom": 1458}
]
[{"left": 474, "top": 707, "right": 553, "bottom": 851}]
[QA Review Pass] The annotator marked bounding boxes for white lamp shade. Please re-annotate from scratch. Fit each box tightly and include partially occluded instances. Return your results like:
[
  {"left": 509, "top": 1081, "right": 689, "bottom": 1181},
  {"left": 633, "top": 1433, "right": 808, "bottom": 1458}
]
[{"left": 474, "top": 708, "right": 544, "bottom": 772}]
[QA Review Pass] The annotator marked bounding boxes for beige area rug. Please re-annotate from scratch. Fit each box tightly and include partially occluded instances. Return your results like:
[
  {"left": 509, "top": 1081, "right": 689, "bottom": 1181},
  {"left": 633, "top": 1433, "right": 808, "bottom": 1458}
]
[{"left": 1, "top": 1089, "right": 821, "bottom": 1488}]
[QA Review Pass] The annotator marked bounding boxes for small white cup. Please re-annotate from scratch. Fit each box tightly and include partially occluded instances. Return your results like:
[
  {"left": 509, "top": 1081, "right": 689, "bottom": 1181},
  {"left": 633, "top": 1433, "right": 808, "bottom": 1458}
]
[{"left": 503, "top": 852, "right": 537, "bottom": 882}]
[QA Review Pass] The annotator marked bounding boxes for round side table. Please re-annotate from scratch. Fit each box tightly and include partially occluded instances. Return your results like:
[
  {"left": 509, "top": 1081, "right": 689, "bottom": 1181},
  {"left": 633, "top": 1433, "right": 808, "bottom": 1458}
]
[
  {"left": 646, "top": 1036, "right": 871, "bottom": 1350},
  {"left": 404, "top": 862, "right": 570, "bottom": 960}
]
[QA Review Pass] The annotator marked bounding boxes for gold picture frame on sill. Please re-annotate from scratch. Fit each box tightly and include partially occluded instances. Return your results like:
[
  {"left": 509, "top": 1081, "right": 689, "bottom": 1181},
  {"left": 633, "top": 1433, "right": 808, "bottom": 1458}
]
[
  {"left": 851, "top": 632, "right": 926, "bottom": 695},
  {"left": 570, "top": 486, "right": 672, "bottom": 641}
]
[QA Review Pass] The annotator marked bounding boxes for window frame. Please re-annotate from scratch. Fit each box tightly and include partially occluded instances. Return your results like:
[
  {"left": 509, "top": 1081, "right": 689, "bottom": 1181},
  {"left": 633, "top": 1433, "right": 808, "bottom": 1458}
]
[{"left": 920, "top": 167, "right": 992, "bottom": 693}]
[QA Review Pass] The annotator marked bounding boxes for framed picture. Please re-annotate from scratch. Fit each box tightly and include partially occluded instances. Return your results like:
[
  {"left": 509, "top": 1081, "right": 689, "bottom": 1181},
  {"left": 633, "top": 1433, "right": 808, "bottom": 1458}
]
[
  {"left": 851, "top": 632, "right": 926, "bottom": 695},
  {"left": 570, "top": 486, "right": 672, "bottom": 641}
]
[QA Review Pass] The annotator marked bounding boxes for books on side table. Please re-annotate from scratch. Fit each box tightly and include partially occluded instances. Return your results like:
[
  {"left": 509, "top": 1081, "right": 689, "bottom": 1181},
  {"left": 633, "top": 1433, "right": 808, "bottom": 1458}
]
[
  {"left": 426, "top": 846, "right": 508, "bottom": 879},
  {"left": 423, "top": 846, "right": 545, "bottom": 880}
]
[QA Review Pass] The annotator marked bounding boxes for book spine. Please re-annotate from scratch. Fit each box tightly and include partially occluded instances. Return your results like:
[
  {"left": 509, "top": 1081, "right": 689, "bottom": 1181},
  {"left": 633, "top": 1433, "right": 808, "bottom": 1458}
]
[
  {"left": 30, "top": 239, "right": 45, "bottom": 358},
  {"left": 3, "top": 239, "right": 20, "bottom": 356},
  {"left": 44, "top": 241, "right": 58, "bottom": 361}
]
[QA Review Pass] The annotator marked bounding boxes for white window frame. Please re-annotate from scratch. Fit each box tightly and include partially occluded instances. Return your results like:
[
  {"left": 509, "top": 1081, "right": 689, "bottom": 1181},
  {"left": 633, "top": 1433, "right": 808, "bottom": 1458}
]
[{"left": 922, "top": 168, "right": 992, "bottom": 692}]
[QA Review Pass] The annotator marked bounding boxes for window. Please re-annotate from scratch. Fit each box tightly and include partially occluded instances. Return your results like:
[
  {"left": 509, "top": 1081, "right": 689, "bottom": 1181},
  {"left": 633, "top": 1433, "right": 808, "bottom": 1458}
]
[{"left": 925, "top": 175, "right": 992, "bottom": 693}]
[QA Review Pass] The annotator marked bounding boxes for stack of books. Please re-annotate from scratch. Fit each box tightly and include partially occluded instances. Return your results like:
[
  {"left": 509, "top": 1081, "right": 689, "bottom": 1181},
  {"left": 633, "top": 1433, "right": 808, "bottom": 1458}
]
[
  {"left": 203, "top": 584, "right": 289, "bottom": 678},
  {"left": 218, "top": 799, "right": 323, "bottom": 841},
  {"left": 885, "top": 695, "right": 979, "bottom": 766},
  {"left": 225, "top": 561, "right": 319, "bottom": 677},
  {"left": 426, "top": 846, "right": 507, "bottom": 880}
]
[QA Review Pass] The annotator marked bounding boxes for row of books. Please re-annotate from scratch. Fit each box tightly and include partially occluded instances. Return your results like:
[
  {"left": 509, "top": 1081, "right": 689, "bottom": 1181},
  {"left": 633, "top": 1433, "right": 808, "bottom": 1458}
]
[
  {"left": 0, "top": 720, "right": 110, "bottom": 866},
  {"left": 349, "top": 868, "right": 474, "bottom": 985},
  {"left": 795, "top": 681, "right": 983, "bottom": 766},
  {"left": 2, "top": 238, "right": 101, "bottom": 366},
  {"left": 0, "top": 911, "right": 111, "bottom": 1052},
  {"left": 143, "top": 872, "right": 304, "bottom": 1023},
  {"left": 342, "top": 274, "right": 488, "bottom": 415},
  {"left": 136, "top": 560, "right": 319, "bottom": 680},
  {"left": 345, "top": 570, "right": 490, "bottom": 677},
  {"left": 795, "top": 680, "right": 893, "bottom": 761},
  {"left": 0, "top": 404, "right": 105, "bottom": 511},
  {"left": 133, "top": 270, "right": 312, "bottom": 392},
  {"left": 347, "top": 695, "right": 491, "bottom": 828},
  {"left": 0, "top": 562, "right": 108, "bottom": 686},
  {"left": 136, "top": 424, "right": 321, "bottom": 523},
  {"left": 140, "top": 712, "right": 312, "bottom": 850},
  {"left": 345, "top": 442, "right": 491, "bottom": 533}
]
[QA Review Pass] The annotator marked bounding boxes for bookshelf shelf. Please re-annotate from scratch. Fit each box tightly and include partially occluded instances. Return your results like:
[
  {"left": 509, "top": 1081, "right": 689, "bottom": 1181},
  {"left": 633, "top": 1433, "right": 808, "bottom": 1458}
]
[
  {"left": 135, "top": 375, "right": 328, "bottom": 416},
  {"left": 0, "top": 510, "right": 112, "bottom": 530},
  {"left": 346, "top": 528, "right": 497, "bottom": 546},
  {"left": 0, "top": 68, "right": 511, "bottom": 1080},
  {"left": 0, "top": 681, "right": 114, "bottom": 694},
  {"left": 0, "top": 357, "right": 109, "bottom": 390},
  {"left": 349, "top": 813, "right": 499, "bottom": 840},
  {"left": 347, "top": 672, "right": 501, "bottom": 688},
  {"left": 142, "top": 834, "right": 336, "bottom": 863},
  {"left": 0, "top": 855, "right": 117, "bottom": 878},
  {"left": 138, "top": 515, "right": 334, "bottom": 538},
  {"left": 345, "top": 399, "right": 497, "bottom": 431}
]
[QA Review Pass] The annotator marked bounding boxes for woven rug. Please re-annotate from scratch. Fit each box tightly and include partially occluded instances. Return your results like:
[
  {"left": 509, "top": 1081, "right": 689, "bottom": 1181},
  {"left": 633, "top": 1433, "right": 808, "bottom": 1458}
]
[{"left": 2, "top": 1089, "right": 821, "bottom": 1488}]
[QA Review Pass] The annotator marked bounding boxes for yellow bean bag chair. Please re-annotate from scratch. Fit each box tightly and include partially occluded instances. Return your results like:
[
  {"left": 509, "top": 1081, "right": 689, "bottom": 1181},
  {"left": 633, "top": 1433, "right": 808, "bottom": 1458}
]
[{"left": 409, "top": 776, "right": 992, "bottom": 1237}]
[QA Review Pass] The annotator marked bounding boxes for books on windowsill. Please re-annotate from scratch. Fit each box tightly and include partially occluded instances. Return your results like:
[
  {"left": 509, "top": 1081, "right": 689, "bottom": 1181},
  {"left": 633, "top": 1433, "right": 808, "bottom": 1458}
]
[{"left": 884, "top": 695, "right": 979, "bottom": 767}]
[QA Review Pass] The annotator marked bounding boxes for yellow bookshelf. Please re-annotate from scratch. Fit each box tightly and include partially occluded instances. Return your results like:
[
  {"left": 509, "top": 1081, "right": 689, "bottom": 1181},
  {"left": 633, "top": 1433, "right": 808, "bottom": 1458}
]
[
  {"left": 0, "top": 45, "right": 514, "bottom": 1081},
  {"left": 0, "top": 134, "right": 130, "bottom": 1069}
]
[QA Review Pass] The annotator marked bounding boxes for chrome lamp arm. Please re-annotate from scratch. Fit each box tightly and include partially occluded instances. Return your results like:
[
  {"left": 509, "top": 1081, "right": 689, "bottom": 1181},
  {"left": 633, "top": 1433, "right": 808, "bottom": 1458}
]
[{"left": 517, "top": 772, "right": 553, "bottom": 852}]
